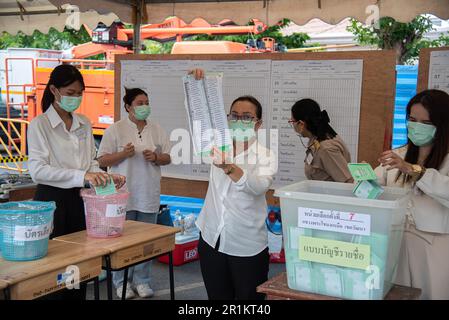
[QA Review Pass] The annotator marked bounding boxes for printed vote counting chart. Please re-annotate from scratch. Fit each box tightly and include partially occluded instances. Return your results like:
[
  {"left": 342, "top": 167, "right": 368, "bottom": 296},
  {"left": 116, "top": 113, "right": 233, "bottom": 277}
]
[
  {"left": 120, "top": 59, "right": 363, "bottom": 187},
  {"left": 428, "top": 50, "right": 449, "bottom": 94},
  {"left": 269, "top": 60, "right": 363, "bottom": 187}
]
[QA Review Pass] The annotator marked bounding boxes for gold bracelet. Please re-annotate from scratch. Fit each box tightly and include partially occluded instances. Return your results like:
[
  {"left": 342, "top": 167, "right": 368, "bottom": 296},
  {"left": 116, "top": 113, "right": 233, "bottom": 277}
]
[{"left": 417, "top": 167, "right": 426, "bottom": 181}]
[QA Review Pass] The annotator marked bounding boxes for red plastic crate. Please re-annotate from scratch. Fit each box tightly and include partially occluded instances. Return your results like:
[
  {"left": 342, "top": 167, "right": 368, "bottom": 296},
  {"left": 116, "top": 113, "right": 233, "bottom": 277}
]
[{"left": 159, "top": 235, "right": 199, "bottom": 266}]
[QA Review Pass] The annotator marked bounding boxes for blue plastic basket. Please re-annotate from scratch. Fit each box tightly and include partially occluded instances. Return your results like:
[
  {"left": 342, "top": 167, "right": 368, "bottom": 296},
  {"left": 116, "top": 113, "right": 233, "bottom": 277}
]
[{"left": 0, "top": 201, "right": 55, "bottom": 261}]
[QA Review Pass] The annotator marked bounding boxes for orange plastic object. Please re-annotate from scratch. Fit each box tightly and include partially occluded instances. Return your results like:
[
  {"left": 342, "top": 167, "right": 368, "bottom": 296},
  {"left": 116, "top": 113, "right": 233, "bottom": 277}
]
[{"left": 171, "top": 41, "right": 248, "bottom": 54}]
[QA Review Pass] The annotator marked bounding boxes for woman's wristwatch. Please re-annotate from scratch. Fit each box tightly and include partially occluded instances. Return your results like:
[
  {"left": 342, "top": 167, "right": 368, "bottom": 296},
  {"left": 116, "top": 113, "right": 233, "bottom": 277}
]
[{"left": 409, "top": 164, "right": 426, "bottom": 181}]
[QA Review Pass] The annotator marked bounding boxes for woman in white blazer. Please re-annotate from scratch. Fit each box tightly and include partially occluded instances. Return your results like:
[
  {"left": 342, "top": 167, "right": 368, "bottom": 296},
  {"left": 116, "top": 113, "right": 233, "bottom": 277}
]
[{"left": 375, "top": 89, "right": 449, "bottom": 299}]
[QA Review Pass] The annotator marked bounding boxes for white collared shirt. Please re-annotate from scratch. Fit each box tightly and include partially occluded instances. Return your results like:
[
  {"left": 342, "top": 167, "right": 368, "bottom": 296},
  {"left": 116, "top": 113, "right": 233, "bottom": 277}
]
[
  {"left": 98, "top": 117, "right": 171, "bottom": 213},
  {"left": 28, "top": 105, "right": 101, "bottom": 189},
  {"left": 196, "top": 141, "right": 277, "bottom": 257}
]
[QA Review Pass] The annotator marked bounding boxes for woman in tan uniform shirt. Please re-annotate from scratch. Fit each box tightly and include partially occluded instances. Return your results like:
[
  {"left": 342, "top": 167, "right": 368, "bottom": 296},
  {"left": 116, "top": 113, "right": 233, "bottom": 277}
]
[{"left": 289, "top": 98, "right": 353, "bottom": 183}]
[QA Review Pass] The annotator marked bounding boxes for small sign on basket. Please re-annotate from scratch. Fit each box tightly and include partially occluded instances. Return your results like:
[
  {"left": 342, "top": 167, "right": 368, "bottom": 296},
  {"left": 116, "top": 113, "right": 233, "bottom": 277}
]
[
  {"left": 13, "top": 222, "right": 52, "bottom": 242},
  {"left": 105, "top": 204, "right": 127, "bottom": 218}
]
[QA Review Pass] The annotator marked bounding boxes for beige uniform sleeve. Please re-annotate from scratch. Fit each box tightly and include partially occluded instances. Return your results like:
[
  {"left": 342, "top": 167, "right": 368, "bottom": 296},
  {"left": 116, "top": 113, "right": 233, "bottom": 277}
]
[{"left": 318, "top": 146, "right": 353, "bottom": 183}]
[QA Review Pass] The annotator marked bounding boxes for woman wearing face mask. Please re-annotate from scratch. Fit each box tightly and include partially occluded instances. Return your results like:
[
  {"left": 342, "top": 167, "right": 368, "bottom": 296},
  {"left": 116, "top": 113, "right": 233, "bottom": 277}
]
[
  {"left": 98, "top": 87, "right": 171, "bottom": 299},
  {"left": 375, "top": 89, "right": 449, "bottom": 300},
  {"left": 28, "top": 64, "right": 125, "bottom": 300},
  {"left": 189, "top": 69, "right": 277, "bottom": 300},
  {"left": 289, "top": 98, "right": 353, "bottom": 183}
]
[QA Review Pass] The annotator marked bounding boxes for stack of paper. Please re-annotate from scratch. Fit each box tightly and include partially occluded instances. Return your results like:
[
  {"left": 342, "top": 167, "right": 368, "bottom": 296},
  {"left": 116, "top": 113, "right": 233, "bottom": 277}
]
[{"left": 183, "top": 74, "right": 232, "bottom": 156}]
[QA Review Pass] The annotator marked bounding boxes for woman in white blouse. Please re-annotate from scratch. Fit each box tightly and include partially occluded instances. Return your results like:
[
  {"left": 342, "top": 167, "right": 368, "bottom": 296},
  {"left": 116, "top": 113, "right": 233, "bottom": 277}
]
[
  {"left": 189, "top": 69, "right": 277, "bottom": 300},
  {"left": 28, "top": 65, "right": 125, "bottom": 299},
  {"left": 98, "top": 87, "right": 171, "bottom": 299},
  {"left": 376, "top": 89, "right": 449, "bottom": 299}
]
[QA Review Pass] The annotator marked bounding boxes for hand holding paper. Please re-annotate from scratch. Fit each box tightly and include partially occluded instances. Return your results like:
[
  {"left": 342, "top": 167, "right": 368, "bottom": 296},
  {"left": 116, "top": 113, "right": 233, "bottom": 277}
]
[
  {"left": 188, "top": 68, "right": 205, "bottom": 80},
  {"left": 92, "top": 174, "right": 126, "bottom": 195},
  {"left": 111, "top": 174, "right": 126, "bottom": 190},
  {"left": 211, "top": 146, "right": 233, "bottom": 169}
]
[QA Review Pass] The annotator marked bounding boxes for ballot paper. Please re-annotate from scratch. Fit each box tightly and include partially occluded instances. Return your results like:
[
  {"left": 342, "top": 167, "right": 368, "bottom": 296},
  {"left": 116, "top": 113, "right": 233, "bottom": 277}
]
[
  {"left": 353, "top": 180, "right": 384, "bottom": 200},
  {"left": 183, "top": 73, "right": 232, "bottom": 156},
  {"left": 93, "top": 178, "right": 117, "bottom": 196},
  {"left": 347, "top": 163, "right": 378, "bottom": 181}
]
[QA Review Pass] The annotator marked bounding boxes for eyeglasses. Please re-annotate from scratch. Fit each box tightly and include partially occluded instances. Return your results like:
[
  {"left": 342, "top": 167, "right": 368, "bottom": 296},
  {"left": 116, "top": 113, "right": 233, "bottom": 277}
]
[
  {"left": 227, "top": 113, "right": 258, "bottom": 124},
  {"left": 288, "top": 119, "right": 298, "bottom": 128}
]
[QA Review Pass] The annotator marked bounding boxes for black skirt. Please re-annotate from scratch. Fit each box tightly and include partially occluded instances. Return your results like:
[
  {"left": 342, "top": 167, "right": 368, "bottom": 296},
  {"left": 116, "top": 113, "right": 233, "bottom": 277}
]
[{"left": 34, "top": 184, "right": 86, "bottom": 238}]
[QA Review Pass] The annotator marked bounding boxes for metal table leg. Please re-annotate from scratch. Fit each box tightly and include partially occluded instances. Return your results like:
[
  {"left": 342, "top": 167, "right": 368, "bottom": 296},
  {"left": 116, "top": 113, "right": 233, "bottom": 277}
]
[
  {"left": 105, "top": 255, "right": 113, "bottom": 300},
  {"left": 169, "top": 251, "right": 175, "bottom": 300},
  {"left": 121, "top": 268, "right": 129, "bottom": 301},
  {"left": 4, "top": 287, "right": 11, "bottom": 300},
  {"left": 94, "top": 276, "right": 100, "bottom": 300}
]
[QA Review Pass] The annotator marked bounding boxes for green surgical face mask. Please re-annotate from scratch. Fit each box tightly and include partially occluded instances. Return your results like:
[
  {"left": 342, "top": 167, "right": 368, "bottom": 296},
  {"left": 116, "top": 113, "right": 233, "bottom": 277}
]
[
  {"left": 228, "top": 120, "right": 256, "bottom": 142},
  {"left": 56, "top": 89, "right": 82, "bottom": 113},
  {"left": 407, "top": 121, "right": 437, "bottom": 146},
  {"left": 134, "top": 104, "right": 151, "bottom": 120}
]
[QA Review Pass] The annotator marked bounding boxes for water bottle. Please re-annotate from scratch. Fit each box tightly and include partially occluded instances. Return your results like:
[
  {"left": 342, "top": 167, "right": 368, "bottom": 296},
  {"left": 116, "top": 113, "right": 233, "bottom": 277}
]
[
  {"left": 173, "top": 210, "right": 185, "bottom": 235},
  {"left": 183, "top": 214, "right": 196, "bottom": 234}
]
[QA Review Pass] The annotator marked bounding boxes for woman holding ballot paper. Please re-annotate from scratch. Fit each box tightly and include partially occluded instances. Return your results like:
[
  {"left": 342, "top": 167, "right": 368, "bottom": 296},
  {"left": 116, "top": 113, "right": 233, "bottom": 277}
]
[
  {"left": 289, "top": 98, "right": 353, "bottom": 183},
  {"left": 188, "top": 69, "right": 277, "bottom": 300},
  {"left": 98, "top": 87, "right": 171, "bottom": 299},
  {"left": 28, "top": 64, "right": 125, "bottom": 300},
  {"left": 375, "top": 89, "right": 449, "bottom": 300}
]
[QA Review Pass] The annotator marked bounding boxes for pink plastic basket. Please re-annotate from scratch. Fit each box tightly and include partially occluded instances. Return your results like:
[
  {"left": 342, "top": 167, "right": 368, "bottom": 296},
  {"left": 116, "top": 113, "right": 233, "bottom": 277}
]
[{"left": 81, "top": 188, "right": 129, "bottom": 238}]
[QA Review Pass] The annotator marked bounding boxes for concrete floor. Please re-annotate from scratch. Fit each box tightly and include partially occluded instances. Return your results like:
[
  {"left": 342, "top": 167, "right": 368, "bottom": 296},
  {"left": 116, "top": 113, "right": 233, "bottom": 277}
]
[{"left": 86, "top": 259, "right": 286, "bottom": 300}]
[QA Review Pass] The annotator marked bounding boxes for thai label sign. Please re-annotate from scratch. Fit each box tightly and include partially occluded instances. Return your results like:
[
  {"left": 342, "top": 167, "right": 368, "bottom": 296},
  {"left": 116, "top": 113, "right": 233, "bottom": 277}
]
[
  {"left": 298, "top": 207, "right": 371, "bottom": 236},
  {"left": 299, "top": 236, "right": 371, "bottom": 270},
  {"left": 14, "top": 222, "right": 52, "bottom": 241}
]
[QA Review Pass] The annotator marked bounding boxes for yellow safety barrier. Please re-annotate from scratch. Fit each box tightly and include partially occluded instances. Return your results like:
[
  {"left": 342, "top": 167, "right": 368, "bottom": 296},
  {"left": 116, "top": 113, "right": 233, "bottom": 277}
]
[
  {"left": 0, "top": 117, "right": 29, "bottom": 173},
  {"left": 0, "top": 156, "right": 28, "bottom": 163}
]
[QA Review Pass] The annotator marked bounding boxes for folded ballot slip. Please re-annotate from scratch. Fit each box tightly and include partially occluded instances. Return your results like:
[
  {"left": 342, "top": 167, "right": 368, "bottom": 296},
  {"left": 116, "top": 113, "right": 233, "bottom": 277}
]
[
  {"left": 353, "top": 180, "right": 384, "bottom": 200},
  {"left": 347, "top": 163, "right": 378, "bottom": 181},
  {"left": 92, "top": 178, "right": 117, "bottom": 196}
]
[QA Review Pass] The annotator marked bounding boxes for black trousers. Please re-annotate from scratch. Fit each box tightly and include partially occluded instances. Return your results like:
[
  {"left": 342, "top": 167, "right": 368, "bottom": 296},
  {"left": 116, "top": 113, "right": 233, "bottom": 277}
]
[
  {"left": 198, "top": 234, "right": 269, "bottom": 300},
  {"left": 34, "top": 184, "right": 87, "bottom": 300}
]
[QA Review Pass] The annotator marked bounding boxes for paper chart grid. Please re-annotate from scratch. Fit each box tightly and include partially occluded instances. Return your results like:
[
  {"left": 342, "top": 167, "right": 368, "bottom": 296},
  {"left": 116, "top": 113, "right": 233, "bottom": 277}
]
[
  {"left": 270, "top": 60, "right": 363, "bottom": 188},
  {"left": 428, "top": 50, "right": 449, "bottom": 94}
]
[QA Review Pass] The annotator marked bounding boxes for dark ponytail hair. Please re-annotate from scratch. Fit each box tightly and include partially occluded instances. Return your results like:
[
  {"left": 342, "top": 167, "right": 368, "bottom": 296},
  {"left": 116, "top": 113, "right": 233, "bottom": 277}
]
[
  {"left": 291, "top": 98, "right": 337, "bottom": 142},
  {"left": 123, "top": 87, "right": 148, "bottom": 112},
  {"left": 41, "top": 64, "right": 85, "bottom": 112}
]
